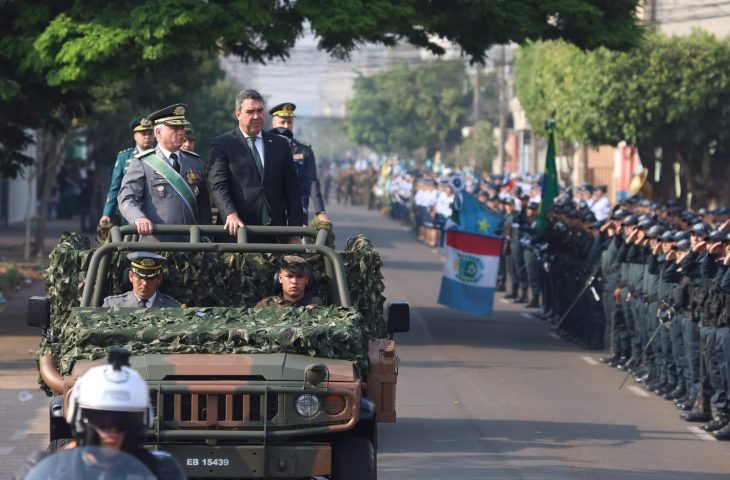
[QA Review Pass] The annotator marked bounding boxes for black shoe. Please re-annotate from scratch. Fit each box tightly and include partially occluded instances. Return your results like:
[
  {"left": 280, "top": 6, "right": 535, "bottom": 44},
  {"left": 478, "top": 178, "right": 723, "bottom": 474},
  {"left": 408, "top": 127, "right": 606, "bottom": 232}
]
[
  {"left": 526, "top": 298, "right": 540, "bottom": 308},
  {"left": 600, "top": 355, "right": 620, "bottom": 364},
  {"left": 608, "top": 357, "right": 626, "bottom": 368},
  {"left": 664, "top": 385, "right": 686, "bottom": 400},
  {"left": 700, "top": 415, "right": 729, "bottom": 432},
  {"left": 654, "top": 383, "right": 674, "bottom": 396},
  {"left": 713, "top": 423, "right": 730, "bottom": 440},
  {"left": 681, "top": 405, "right": 712, "bottom": 422}
]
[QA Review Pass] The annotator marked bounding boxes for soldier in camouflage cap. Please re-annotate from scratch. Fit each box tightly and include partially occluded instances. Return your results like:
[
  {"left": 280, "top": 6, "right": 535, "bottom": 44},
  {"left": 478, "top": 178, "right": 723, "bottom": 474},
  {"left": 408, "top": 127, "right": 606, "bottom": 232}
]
[
  {"left": 102, "top": 252, "right": 180, "bottom": 308},
  {"left": 256, "top": 255, "right": 322, "bottom": 308}
]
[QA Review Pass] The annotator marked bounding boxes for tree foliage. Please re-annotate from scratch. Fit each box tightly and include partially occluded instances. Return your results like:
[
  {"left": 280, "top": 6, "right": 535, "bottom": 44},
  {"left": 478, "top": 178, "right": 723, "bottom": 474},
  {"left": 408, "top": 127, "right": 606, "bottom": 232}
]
[
  {"left": 514, "top": 31, "right": 730, "bottom": 206},
  {"left": 346, "top": 61, "right": 470, "bottom": 160},
  {"left": 0, "top": 0, "right": 643, "bottom": 177}
]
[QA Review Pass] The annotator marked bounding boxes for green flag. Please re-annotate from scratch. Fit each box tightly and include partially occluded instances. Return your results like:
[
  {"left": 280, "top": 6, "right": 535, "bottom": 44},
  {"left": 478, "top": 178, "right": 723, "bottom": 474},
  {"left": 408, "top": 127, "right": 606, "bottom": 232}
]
[{"left": 536, "top": 120, "right": 559, "bottom": 234}]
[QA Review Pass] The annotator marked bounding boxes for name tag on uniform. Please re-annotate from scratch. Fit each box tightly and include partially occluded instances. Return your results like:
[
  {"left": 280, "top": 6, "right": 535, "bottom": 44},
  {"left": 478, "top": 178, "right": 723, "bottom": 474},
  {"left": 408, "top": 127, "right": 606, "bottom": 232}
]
[{"left": 293, "top": 153, "right": 305, "bottom": 160}]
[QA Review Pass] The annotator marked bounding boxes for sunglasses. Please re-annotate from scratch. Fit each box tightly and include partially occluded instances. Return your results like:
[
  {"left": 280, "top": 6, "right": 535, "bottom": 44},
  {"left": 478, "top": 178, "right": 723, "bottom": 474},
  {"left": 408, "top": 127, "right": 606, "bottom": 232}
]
[{"left": 83, "top": 410, "right": 144, "bottom": 432}]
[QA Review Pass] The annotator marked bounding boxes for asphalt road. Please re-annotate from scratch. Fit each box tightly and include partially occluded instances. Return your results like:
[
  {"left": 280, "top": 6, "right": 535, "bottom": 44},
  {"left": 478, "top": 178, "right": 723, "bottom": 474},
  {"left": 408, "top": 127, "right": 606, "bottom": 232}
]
[
  {"left": 3, "top": 202, "right": 730, "bottom": 479},
  {"left": 329, "top": 202, "right": 730, "bottom": 480}
]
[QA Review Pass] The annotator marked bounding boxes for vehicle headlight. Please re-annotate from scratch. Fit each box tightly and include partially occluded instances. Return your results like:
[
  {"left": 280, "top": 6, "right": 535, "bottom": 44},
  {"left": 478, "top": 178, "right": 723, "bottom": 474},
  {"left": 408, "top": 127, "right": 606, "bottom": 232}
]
[{"left": 294, "top": 394, "right": 320, "bottom": 418}]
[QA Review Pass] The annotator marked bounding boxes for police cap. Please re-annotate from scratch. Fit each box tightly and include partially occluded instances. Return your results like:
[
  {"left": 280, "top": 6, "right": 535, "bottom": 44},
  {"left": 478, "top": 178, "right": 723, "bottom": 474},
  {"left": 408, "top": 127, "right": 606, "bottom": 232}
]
[
  {"left": 690, "top": 222, "right": 710, "bottom": 236},
  {"left": 612, "top": 208, "right": 628, "bottom": 220},
  {"left": 676, "top": 239, "right": 691, "bottom": 251},
  {"left": 637, "top": 218, "right": 655, "bottom": 230},
  {"left": 622, "top": 215, "right": 639, "bottom": 226},
  {"left": 147, "top": 103, "right": 190, "bottom": 127},
  {"left": 127, "top": 252, "right": 166, "bottom": 278},
  {"left": 280, "top": 255, "right": 310, "bottom": 276},
  {"left": 672, "top": 231, "right": 690, "bottom": 242},
  {"left": 647, "top": 225, "right": 666, "bottom": 239},
  {"left": 708, "top": 230, "right": 726, "bottom": 242},
  {"left": 130, "top": 116, "right": 153, "bottom": 133},
  {"left": 269, "top": 102, "right": 296, "bottom": 118},
  {"left": 660, "top": 230, "right": 675, "bottom": 242}
]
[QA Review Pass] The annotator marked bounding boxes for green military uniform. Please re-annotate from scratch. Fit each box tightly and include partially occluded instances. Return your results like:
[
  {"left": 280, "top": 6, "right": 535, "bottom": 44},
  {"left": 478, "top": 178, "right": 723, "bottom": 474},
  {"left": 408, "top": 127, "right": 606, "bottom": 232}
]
[{"left": 102, "top": 117, "right": 154, "bottom": 220}]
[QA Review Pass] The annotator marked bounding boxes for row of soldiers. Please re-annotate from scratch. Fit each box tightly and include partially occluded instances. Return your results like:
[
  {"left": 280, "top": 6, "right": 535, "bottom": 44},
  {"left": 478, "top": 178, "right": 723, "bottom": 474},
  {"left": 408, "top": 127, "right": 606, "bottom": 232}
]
[{"left": 536, "top": 196, "right": 730, "bottom": 440}]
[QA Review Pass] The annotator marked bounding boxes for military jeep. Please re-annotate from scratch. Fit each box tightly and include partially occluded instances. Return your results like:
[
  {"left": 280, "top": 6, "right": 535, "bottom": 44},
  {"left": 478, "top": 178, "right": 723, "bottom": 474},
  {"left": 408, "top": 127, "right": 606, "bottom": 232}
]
[{"left": 29, "top": 224, "right": 409, "bottom": 479}]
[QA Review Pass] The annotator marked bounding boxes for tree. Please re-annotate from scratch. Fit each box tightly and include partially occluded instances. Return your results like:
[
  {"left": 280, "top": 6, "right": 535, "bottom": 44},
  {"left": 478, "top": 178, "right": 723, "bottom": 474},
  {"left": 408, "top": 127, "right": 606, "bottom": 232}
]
[
  {"left": 447, "top": 120, "right": 497, "bottom": 172},
  {"left": 1, "top": 0, "right": 643, "bottom": 176},
  {"left": 514, "top": 32, "right": 730, "bottom": 207},
  {"left": 346, "top": 61, "right": 470, "bottom": 161}
]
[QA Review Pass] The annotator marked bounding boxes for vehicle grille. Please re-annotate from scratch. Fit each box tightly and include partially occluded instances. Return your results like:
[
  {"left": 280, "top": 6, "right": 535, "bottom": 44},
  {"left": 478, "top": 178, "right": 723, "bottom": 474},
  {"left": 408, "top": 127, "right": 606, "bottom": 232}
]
[{"left": 152, "top": 393, "right": 278, "bottom": 428}]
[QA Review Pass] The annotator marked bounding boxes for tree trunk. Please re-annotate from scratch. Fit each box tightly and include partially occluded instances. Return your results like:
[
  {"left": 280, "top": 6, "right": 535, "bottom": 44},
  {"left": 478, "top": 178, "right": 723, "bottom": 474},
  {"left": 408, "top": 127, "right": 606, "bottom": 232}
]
[{"left": 33, "top": 129, "right": 68, "bottom": 258}]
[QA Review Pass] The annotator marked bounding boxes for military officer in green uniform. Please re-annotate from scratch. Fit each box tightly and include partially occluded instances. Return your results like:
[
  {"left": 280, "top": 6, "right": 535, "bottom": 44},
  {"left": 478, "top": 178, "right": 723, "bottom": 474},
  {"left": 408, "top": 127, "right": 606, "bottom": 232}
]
[
  {"left": 102, "top": 252, "right": 180, "bottom": 308},
  {"left": 99, "top": 117, "right": 155, "bottom": 225},
  {"left": 256, "top": 255, "right": 322, "bottom": 308},
  {"left": 269, "top": 102, "right": 329, "bottom": 224},
  {"left": 118, "top": 104, "right": 212, "bottom": 241}
]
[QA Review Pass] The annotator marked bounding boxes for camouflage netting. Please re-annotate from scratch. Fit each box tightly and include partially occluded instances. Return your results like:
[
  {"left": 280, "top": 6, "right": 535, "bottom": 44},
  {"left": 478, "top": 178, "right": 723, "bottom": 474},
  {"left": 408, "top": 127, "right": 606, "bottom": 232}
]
[
  {"left": 55, "top": 306, "right": 368, "bottom": 376},
  {"left": 40, "top": 230, "right": 386, "bottom": 389}
]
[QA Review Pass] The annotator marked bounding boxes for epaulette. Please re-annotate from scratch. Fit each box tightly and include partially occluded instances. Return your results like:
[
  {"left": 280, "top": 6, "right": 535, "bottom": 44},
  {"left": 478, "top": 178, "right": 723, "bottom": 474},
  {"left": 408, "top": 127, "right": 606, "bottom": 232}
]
[
  {"left": 118, "top": 147, "right": 134, "bottom": 155},
  {"left": 106, "top": 293, "right": 126, "bottom": 299},
  {"left": 133, "top": 148, "right": 155, "bottom": 159},
  {"left": 181, "top": 149, "right": 199, "bottom": 157},
  {"left": 293, "top": 138, "right": 310, "bottom": 147}
]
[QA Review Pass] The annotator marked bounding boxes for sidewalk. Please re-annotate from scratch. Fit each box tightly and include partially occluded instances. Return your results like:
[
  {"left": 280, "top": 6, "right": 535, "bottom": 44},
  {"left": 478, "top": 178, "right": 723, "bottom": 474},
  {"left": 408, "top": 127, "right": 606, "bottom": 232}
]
[{"left": 0, "top": 217, "right": 95, "bottom": 263}]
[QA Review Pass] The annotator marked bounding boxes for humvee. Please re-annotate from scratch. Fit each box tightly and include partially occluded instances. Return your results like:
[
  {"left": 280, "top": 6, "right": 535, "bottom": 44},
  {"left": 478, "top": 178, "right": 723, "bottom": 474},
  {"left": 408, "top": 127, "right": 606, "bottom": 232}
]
[{"left": 28, "top": 224, "right": 409, "bottom": 479}]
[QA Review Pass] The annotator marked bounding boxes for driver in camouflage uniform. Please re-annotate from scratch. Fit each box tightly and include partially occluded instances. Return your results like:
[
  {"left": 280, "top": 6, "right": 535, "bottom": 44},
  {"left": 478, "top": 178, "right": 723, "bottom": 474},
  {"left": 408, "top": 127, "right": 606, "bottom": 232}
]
[{"left": 256, "top": 255, "right": 322, "bottom": 308}]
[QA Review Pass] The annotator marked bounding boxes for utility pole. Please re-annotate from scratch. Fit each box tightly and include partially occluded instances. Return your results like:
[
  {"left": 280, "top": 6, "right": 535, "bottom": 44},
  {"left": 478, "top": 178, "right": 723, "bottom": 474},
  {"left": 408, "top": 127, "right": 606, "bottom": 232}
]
[
  {"left": 472, "top": 65, "right": 480, "bottom": 122},
  {"left": 496, "top": 45, "right": 507, "bottom": 176}
]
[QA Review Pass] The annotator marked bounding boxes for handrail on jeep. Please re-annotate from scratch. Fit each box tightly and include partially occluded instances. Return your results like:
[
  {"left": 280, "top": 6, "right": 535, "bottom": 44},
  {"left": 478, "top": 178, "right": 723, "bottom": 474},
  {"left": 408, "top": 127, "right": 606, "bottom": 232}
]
[{"left": 81, "top": 224, "right": 350, "bottom": 308}]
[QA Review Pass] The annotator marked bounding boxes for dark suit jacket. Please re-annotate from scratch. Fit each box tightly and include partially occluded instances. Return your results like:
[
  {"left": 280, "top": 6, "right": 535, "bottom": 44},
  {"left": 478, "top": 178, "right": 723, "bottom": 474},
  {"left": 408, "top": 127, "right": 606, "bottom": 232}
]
[{"left": 208, "top": 128, "right": 304, "bottom": 228}]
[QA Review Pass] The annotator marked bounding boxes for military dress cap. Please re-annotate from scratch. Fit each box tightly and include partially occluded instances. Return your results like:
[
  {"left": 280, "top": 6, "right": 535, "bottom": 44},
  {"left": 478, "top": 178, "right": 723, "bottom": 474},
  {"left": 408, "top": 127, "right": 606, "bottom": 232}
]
[
  {"left": 130, "top": 116, "right": 153, "bottom": 132},
  {"left": 184, "top": 126, "right": 195, "bottom": 140},
  {"left": 269, "top": 102, "right": 296, "bottom": 118},
  {"left": 280, "top": 255, "right": 310, "bottom": 276},
  {"left": 128, "top": 252, "right": 166, "bottom": 278},
  {"left": 147, "top": 103, "right": 190, "bottom": 126}
]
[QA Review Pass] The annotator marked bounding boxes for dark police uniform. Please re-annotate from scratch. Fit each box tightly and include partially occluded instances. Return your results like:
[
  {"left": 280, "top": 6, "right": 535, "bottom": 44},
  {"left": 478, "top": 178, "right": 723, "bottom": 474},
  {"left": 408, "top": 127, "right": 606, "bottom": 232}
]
[{"left": 268, "top": 103, "right": 326, "bottom": 222}]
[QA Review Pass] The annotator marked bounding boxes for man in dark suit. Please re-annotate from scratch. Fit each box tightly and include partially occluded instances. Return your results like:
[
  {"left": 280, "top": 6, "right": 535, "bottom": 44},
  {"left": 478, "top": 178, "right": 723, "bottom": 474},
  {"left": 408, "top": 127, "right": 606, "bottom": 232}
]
[{"left": 207, "top": 89, "right": 303, "bottom": 242}]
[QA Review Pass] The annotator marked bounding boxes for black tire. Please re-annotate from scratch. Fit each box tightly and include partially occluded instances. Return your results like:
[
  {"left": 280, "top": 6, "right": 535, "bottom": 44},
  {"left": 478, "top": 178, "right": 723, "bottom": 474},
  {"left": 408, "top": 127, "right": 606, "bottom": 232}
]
[
  {"left": 47, "top": 438, "right": 73, "bottom": 452},
  {"left": 332, "top": 437, "right": 376, "bottom": 480}
]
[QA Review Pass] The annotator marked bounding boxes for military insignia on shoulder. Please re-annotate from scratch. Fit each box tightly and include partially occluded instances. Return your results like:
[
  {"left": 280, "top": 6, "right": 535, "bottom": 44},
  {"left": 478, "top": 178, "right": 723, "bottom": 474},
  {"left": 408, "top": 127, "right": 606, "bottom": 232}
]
[
  {"left": 293, "top": 153, "right": 305, "bottom": 160},
  {"left": 134, "top": 148, "right": 155, "bottom": 159},
  {"left": 118, "top": 147, "right": 134, "bottom": 154},
  {"left": 181, "top": 149, "right": 199, "bottom": 157}
]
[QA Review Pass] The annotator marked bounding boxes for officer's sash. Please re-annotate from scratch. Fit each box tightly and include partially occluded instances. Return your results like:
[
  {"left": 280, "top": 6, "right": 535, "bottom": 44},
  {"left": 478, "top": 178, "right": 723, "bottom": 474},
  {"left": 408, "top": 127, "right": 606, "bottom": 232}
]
[{"left": 140, "top": 153, "right": 199, "bottom": 221}]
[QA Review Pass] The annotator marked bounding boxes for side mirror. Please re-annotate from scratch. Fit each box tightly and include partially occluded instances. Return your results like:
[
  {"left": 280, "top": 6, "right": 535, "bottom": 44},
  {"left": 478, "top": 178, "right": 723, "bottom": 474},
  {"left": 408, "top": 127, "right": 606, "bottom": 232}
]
[
  {"left": 386, "top": 302, "right": 410, "bottom": 334},
  {"left": 27, "top": 296, "right": 51, "bottom": 330}
]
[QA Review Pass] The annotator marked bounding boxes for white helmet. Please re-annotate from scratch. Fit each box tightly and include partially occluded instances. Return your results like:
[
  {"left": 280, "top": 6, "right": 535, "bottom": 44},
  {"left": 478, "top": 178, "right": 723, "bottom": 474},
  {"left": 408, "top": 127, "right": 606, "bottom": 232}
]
[{"left": 65, "top": 349, "right": 152, "bottom": 448}]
